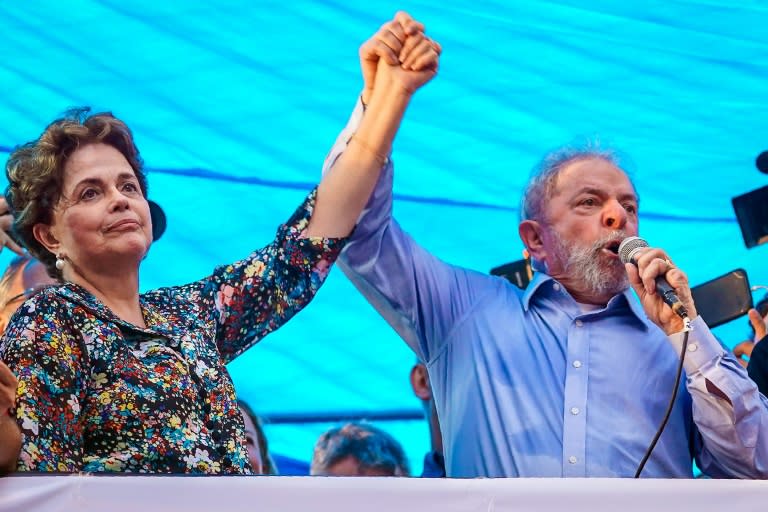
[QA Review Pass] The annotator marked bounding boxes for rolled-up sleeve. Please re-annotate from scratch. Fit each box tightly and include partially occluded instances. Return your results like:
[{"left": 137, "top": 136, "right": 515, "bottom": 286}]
[{"left": 668, "top": 316, "right": 768, "bottom": 478}]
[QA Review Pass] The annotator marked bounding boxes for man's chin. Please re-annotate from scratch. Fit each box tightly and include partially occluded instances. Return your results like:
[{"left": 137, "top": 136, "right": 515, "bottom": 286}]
[{"left": 588, "top": 262, "right": 629, "bottom": 297}]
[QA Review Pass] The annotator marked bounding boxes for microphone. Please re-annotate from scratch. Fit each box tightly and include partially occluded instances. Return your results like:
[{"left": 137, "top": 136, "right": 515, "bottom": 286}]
[
  {"left": 618, "top": 236, "right": 689, "bottom": 319},
  {"left": 756, "top": 150, "right": 768, "bottom": 174}
]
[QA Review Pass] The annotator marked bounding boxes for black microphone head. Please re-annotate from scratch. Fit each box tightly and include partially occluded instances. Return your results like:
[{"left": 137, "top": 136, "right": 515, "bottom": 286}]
[
  {"left": 618, "top": 236, "right": 648, "bottom": 264},
  {"left": 757, "top": 151, "right": 768, "bottom": 174}
]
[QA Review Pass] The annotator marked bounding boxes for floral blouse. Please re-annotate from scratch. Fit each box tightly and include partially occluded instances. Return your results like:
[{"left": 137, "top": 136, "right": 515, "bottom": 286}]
[{"left": 0, "top": 190, "right": 344, "bottom": 474}]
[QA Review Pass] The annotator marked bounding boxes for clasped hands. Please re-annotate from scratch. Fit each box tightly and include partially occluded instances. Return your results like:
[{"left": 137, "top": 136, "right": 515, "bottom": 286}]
[{"left": 359, "top": 11, "right": 442, "bottom": 104}]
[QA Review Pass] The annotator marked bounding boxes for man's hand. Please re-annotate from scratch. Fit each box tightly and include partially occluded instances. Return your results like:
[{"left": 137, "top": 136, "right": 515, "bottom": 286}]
[
  {"left": 625, "top": 247, "right": 697, "bottom": 335},
  {"left": 729, "top": 309, "right": 766, "bottom": 368},
  {"left": 748, "top": 308, "right": 768, "bottom": 343},
  {"left": 733, "top": 340, "right": 754, "bottom": 368},
  {"left": 359, "top": 11, "right": 439, "bottom": 104},
  {"left": 0, "top": 197, "right": 24, "bottom": 256}
]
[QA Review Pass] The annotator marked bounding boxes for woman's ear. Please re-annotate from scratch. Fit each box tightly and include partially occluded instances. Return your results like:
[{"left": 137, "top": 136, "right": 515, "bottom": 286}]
[
  {"left": 518, "top": 220, "right": 546, "bottom": 267},
  {"left": 32, "top": 223, "right": 60, "bottom": 255}
]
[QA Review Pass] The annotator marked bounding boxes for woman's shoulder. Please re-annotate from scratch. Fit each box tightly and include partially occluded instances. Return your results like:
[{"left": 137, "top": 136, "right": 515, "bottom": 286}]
[
  {"left": 1, "top": 285, "right": 79, "bottom": 353},
  {"left": 10, "top": 284, "right": 70, "bottom": 320},
  {"left": 14, "top": 284, "right": 69, "bottom": 315}
]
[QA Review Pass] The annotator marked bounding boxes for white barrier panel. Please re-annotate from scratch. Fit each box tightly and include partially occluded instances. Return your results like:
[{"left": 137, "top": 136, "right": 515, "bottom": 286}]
[{"left": 0, "top": 475, "right": 766, "bottom": 512}]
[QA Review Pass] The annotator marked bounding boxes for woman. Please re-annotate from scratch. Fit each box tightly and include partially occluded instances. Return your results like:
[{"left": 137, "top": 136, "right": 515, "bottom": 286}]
[{"left": 0, "top": 13, "right": 440, "bottom": 473}]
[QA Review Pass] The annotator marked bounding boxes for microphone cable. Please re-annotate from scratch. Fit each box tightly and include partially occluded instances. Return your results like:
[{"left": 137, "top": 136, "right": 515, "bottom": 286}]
[{"left": 634, "top": 319, "right": 691, "bottom": 478}]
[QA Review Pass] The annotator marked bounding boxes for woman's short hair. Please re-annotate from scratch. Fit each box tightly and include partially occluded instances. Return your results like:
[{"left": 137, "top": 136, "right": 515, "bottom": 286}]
[{"left": 4, "top": 108, "right": 148, "bottom": 278}]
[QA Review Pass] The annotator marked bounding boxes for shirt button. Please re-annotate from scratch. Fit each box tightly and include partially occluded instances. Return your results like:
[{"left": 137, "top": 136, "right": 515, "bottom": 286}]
[
  {"left": 572, "top": 360, "right": 582, "bottom": 368},
  {"left": 575, "top": 319, "right": 583, "bottom": 327},
  {"left": 570, "top": 407, "right": 580, "bottom": 415},
  {"left": 553, "top": 283, "right": 561, "bottom": 292},
  {"left": 687, "top": 343, "right": 698, "bottom": 352},
  {"left": 568, "top": 456, "right": 577, "bottom": 464}
]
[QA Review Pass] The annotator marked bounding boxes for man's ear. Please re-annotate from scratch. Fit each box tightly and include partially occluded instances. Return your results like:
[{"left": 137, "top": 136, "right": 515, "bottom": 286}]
[
  {"left": 32, "top": 223, "right": 60, "bottom": 255},
  {"left": 519, "top": 220, "right": 546, "bottom": 267},
  {"left": 409, "top": 364, "right": 432, "bottom": 401}
]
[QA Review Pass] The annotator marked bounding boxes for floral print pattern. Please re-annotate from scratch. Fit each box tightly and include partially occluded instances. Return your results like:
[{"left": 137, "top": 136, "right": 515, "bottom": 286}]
[{"left": 0, "top": 189, "right": 344, "bottom": 473}]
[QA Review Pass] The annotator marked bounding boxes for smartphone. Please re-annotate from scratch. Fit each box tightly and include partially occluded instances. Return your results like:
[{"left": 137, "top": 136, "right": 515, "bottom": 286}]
[
  {"left": 732, "top": 185, "right": 768, "bottom": 248},
  {"left": 691, "top": 269, "right": 753, "bottom": 328}
]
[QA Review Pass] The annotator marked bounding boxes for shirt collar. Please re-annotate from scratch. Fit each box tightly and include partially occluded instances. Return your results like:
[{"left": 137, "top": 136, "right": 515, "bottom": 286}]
[
  {"left": 522, "top": 272, "right": 649, "bottom": 330},
  {"left": 521, "top": 272, "right": 556, "bottom": 312},
  {"left": 55, "top": 282, "right": 178, "bottom": 338}
]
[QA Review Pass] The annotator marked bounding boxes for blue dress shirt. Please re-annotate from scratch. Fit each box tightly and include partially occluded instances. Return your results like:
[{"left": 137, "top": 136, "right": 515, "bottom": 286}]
[
  {"left": 323, "top": 101, "right": 768, "bottom": 478},
  {"left": 421, "top": 451, "right": 446, "bottom": 478}
]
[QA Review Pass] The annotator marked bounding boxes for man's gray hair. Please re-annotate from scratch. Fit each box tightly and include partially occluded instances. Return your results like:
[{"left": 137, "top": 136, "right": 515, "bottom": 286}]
[
  {"left": 520, "top": 143, "right": 629, "bottom": 224},
  {"left": 310, "top": 422, "right": 410, "bottom": 476}
]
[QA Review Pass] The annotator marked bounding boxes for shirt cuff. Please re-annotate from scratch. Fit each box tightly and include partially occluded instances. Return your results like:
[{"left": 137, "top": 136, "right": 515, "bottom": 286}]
[{"left": 667, "top": 315, "right": 727, "bottom": 375}]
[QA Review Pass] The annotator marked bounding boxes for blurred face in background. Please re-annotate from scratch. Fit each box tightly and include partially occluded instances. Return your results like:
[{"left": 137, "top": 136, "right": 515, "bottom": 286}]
[
  {"left": 239, "top": 405, "right": 265, "bottom": 474},
  {"left": 0, "top": 259, "right": 56, "bottom": 332},
  {"left": 324, "top": 456, "right": 396, "bottom": 477}
]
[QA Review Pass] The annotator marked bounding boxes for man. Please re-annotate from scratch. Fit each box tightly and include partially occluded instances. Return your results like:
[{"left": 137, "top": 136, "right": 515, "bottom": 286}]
[
  {"left": 410, "top": 362, "right": 444, "bottom": 477},
  {"left": 740, "top": 298, "right": 768, "bottom": 395},
  {"left": 733, "top": 295, "right": 768, "bottom": 368},
  {"left": 323, "top": 12, "right": 768, "bottom": 478},
  {"left": 310, "top": 422, "right": 409, "bottom": 477}
]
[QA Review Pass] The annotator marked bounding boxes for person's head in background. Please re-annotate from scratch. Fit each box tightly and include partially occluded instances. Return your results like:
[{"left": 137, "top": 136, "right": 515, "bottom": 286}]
[
  {"left": 0, "top": 255, "right": 57, "bottom": 332},
  {"left": 410, "top": 362, "right": 443, "bottom": 457},
  {"left": 237, "top": 399, "right": 277, "bottom": 475},
  {"left": 310, "top": 422, "right": 410, "bottom": 477}
]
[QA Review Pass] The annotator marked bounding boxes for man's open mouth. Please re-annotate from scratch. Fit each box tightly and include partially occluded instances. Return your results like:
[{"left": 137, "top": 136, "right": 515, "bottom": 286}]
[{"left": 604, "top": 240, "right": 621, "bottom": 255}]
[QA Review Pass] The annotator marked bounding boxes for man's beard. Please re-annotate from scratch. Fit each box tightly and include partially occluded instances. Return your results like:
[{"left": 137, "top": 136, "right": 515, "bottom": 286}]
[{"left": 548, "top": 230, "right": 630, "bottom": 299}]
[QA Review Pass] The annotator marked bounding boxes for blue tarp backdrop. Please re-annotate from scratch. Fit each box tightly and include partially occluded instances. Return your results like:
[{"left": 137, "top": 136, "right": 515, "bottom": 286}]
[{"left": 2, "top": 1, "right": 767, "bottom": 473}]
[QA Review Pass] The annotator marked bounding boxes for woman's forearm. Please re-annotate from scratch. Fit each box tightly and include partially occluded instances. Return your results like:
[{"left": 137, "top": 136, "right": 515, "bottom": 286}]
[{"left": 307, "top": 79, "right": 412, "bottom": 239}]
